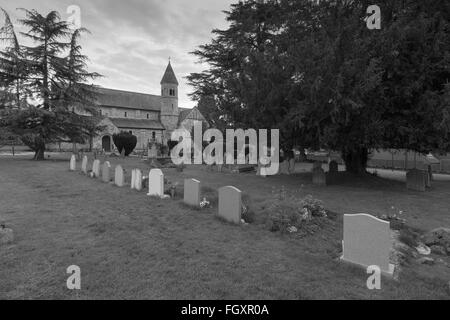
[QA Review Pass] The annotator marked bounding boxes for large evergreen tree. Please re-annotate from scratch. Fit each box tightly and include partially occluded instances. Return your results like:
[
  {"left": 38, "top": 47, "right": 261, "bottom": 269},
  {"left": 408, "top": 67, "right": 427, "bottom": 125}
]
[
  {"left": 0, "top": 9, "right": 102, "bottom": 160},
  {"left": 188, "top": 0, "right": 450, "bottom": 173}
]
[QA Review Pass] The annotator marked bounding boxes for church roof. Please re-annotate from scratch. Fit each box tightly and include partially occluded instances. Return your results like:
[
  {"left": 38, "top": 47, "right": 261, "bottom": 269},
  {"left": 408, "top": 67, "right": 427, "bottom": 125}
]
[
  {"left": 178, "top": 108, "right": 192, "bottom": 124},
  {"left": 110, "top": 118, "right": 165, "bottom": 130},
  {"left": 96, "top": 87, "right": 161, "bottom": 112},
  {"left": 160, "top": 62, "right": 179, "bottom": 85}
]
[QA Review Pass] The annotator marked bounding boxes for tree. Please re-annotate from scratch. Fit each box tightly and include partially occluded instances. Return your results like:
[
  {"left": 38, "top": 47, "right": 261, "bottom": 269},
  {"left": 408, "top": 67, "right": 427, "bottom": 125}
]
[
  {"left": 188, "top": 0, "right": 450, "bottom": 173},
  {"left": 0, "top": 9, "right": 102, "bottom": 160},
  {"left": 113, "top": 132, "right": 137, "bottom": 156}
]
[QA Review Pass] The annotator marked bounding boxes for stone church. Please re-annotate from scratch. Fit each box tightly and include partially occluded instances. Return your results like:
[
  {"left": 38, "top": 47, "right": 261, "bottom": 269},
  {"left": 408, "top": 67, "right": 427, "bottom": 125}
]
[{"left": 91, "top": 61, "right": 207, "bottom": 152}]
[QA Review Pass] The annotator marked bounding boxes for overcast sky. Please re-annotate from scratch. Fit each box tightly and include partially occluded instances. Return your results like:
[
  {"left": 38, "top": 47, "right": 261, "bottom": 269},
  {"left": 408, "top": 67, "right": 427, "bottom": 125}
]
[{"left": 1, "top": 0, "right": 235, "bottom": 108}]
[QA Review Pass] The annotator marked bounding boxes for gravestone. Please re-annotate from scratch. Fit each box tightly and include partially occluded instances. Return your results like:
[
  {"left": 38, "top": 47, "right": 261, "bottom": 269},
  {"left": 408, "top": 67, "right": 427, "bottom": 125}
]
[
  {"left": 131, "top": 169, "right": 136, "bottom": 190},
  {"left": 135, "top": 169, "right": 143, "bottom": 191},
  {"left": 147, "top": 169, "right": 164, "bottom": 197},
  {"left": 341, "top": 214, "right": 394, "bottom": 276},
  {"left": 102, "top": 161, "right": 111, "bottom": 183},
  {"left": 279, "top": 160, "right": 290, "bottom": 175},
  {"left": 312, "top": 167, "right": 326, "bottom": 186},
  {"left": 92, "top": 160, "right": 101, "bottom": 178},
  {"left": 69, "top": 155, "right": 76, "bottom": 171},
  {"left": 288, "top": 158, "right": 296, "bottom": 174},
  {"left": 406, "top": 169, "right": 426, "bottom": 192},
  {"left": 312, "top": 162, "right": 323, "bottom": 171},
  {"left": 427, "top": 165, "right": 433, "bottom": 182},
  {"left": 81, "top": 156, "right": 88, "bottom": 174},
  {"left": 184, "top": 179, "right": 201, "bottom": 207},
  {"left": 218, "top": 186, "right": 242, "bottom": 224},
  {"left": 115, "top": 165, "right": 125, "bottom": 187},
  {"left": 148, "top": 145, "right": 158, "bottom": 159}
]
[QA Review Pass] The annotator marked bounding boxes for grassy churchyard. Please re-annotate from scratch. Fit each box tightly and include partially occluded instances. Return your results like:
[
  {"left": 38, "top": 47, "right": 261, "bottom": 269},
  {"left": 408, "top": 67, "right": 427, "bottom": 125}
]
[{"left": 0, "top": 153, "right": 449, "bottom": 299}]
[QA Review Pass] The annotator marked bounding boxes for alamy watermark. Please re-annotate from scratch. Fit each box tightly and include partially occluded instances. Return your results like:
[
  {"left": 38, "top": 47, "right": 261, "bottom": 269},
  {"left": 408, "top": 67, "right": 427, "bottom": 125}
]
[{"left": 170, "top": 121, "right": 280, "bottom": 176}]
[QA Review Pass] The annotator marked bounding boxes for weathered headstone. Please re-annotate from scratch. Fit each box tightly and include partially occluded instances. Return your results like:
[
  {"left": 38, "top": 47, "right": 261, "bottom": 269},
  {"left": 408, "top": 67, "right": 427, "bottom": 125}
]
[
  {"left": 406, "top": 169, "right": 426, "bottom": 192},
  {"left": 184, "top": 179, "right": 201, "bottom": 207},
  {"left": 102, "top": 161, "right": 111, "bottom": 183},
  {"left": 312, "top": 162, "right": 323, "bottom": 171},
  {"left": 312, "top": 167, "right": 326, "bottom": 186},
  {"left": 81, "top": 156, "right": 88, "bottom": 174},
  {"left": 135, "top": 169, "right": 143, "bottom": 191},
  {"left": 341, "top": 214, "right": 394, "bottom": 276},
  {"left": 147, "top": 169, "right": 164, "bottom": 197},
  {"left": 288, "top": 158, "right": 296, "bottom": 174},
  {"left": 427, "top": 165, "right": 433, "bottom": 182},
  {"left": 92, "top": 160, "right": 101, "bottom": 178},
  {"left": 148, "top": 144, "right": 158, "bottom": 159},
  {"left": 69, "top": 155, "right": 76, "bottom": 171},
  {"left": 279, "top": 160, "right": 290, "bottom": 175},
  {"left": 115, "top": 165, "right": 125, "bottom": 187},
  {"left": 218, "top": 186, "right": 242, "bottom": 224}
]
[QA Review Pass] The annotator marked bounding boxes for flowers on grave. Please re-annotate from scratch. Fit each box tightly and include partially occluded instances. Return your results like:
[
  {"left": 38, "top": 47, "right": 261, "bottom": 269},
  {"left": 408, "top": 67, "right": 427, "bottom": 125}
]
[
  {"left": 200, "top": 198, "right": 211, "bottom": 209},
  {"left": 266, "top": 189, "right": 329, "bottom": 233}
]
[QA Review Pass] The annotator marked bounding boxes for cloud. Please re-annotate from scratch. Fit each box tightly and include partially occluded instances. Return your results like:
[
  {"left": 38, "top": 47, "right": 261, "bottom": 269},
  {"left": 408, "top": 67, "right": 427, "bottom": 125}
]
[{"left": 1, "top": 0, "right": 234, "bottom": 108}]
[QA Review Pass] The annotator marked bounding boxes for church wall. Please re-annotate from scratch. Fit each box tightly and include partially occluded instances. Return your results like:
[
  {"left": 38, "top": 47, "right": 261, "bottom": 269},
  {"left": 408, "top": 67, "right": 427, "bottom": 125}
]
[{"left": 100, "top": 107, "right": 160, "bottom": 121}]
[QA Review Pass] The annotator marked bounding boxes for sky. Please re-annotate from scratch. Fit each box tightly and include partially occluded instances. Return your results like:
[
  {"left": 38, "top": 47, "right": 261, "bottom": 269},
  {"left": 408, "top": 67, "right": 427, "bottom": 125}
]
[{"left": 1, "top": 0, "right": 235, "bottom": 108}]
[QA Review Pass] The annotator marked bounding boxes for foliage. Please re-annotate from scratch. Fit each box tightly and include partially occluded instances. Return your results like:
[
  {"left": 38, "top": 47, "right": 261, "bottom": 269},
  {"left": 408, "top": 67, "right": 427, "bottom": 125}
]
[
  {"left": 265, "top": 187, "right": 328, "bottom": 233},
  {"left": 113, "top": 131, "right": 137, "bottom": 156},
  {"left": 188, "top": 0, "right": 450, "bottom": 173},
  {"left": 0, "top": 8, "right": 102, "bottom": 159}
]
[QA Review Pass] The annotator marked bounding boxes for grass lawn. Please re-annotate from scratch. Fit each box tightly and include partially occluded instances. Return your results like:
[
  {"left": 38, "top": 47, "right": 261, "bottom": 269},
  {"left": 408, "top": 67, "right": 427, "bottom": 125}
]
[{"left": 0, "top": 154, "right": 449, "bottom": 299}]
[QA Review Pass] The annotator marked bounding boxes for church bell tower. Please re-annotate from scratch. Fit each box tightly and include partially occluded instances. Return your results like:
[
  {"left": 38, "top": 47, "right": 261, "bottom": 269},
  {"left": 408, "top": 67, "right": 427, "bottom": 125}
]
[{"left": 160, "top": 61, "right": 179, "bottom": 141}]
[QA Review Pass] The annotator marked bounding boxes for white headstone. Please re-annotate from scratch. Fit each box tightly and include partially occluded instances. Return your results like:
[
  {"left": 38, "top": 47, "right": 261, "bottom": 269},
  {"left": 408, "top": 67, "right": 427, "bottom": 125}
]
[
  {"left": 184, "top": 179, "right": 201, "bottom": 207},
  {"left": 135, "top": 169, "right": 143, "bottom": 191},
  {"left": 92, "top": 160, "right": 101, "bottom": 178},
  {"left": 115, "top": 165, "right": 124, "bottom": 187},
  {"left": 147, "top": 169, "right": 164, "bottom": 197},
  {"left": 131, "top": 169, "right": 136, "bottom": 190},
  {"left": 81, "top": 156, "right": 88, "bottom": 174},
  {"left": 69, "top": 155, "right": 76, "bottom": 171},
  {"left": 102, "top": 161, "right": 111, "bottom": 183},
  {"left": 341, "top": 214, "right": 394, "bottom": 276},
  {"left": 218, "top": 186, "right": 242, "bottom": 224}
]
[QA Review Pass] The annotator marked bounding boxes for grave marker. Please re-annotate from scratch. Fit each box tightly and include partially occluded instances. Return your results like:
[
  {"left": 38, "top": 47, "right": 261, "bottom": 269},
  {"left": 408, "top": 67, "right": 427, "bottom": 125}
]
[
  {"left": 131, "top": 169, "right": 136, "bottom": 190},
  {"left": 218, "top": 186, "right": 242, "bottom": 224},
  {"left": 184, "top": 179, "right": 201, "bottom": 207},
  {"left": 135, "top": 169, "right": 143, "bottom": 191},
  {"left": 115, "top": 165, "right": 125, "bottom": 187},
  {"left": 81, "top": 156, "right": 88, "bottom": 174},
  {"left": 69, "top": 155, "right": 76, "bottom": 171},
  {"left": 312, "top": 167, "right": 326, "bottom": 186},
  {"left": 341, "top": 213, "right": 394, "bottom": 276},
  {"left": 406, "top": 169, "right": 426, "bottom": 192},
  {"left": 92, "top": 160, "right": 101, "bottom": 178},
  {"left": 147, "top": 169, "right": 164, "bottom": 197},
  {"left": 102, "top": 161, "right": 111, "bottom": 183}
]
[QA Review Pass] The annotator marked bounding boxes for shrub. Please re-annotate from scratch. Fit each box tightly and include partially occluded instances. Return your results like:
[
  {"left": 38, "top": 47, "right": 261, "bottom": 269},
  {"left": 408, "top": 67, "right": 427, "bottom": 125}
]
[
  {"left": 265, "top": 188, "right": 328, "bottom": 233},
  {"left": 113, "top": 132, "right": 137, "bottom": 156}
]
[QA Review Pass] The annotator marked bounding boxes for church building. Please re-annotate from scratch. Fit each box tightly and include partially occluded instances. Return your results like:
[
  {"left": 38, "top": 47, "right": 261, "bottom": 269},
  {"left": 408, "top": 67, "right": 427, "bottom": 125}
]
[{"left": 92, "top": 61, "right": 207, "bottom": 152}]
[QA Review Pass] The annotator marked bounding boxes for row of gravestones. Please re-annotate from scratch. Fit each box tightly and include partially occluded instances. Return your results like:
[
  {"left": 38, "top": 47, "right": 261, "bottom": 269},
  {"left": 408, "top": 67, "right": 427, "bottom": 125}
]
[
  {"left": 183, "top": 177, "right": 396, "bottom": 277},
  {"left": 73, "top": 155, "right": 396, "bottom": 277},
  {"left": 310, "top": 160, "right": 434, "bottom": 192},
  {"left": 70, "top": 155, "right": 169, "bottom": 198}
]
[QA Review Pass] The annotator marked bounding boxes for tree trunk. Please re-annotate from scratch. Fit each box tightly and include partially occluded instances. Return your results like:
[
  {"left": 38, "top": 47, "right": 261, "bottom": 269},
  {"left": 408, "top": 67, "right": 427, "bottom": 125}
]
[
  {"left": 33, "top": 137, "right": 46, "bottom": 161},
  {"left": 342, "top": 147, "right": 369, "bottom": 174}
]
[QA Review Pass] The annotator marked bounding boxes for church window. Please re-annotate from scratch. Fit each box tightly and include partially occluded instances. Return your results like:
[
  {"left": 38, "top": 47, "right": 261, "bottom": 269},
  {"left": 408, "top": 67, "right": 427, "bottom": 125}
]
[
  {"left": 147, "top": 114, "right": 149, "bottom": 119},
  {"left": 124, "top": 112, "right": 127, "bottom": 118},
  {"left": 152, "top": 132, "right": 156, "bottom": 140}
]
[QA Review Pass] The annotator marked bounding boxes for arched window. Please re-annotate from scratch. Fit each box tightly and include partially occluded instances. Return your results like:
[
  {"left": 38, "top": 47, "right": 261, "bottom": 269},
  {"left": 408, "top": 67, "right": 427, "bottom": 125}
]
[{"left": 124, "top": 112, "right": 127, "bottom": 118}]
